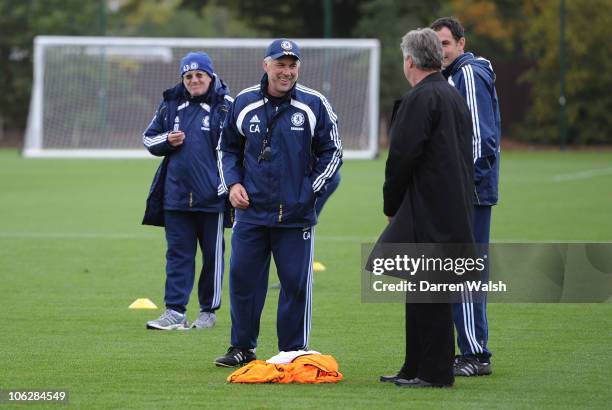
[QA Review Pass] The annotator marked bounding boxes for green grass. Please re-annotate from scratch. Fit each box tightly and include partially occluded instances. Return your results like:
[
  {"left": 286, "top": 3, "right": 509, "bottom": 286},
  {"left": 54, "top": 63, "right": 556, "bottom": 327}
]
[{"left": 0, "top": 149, "right": 611, "bottom": 409}]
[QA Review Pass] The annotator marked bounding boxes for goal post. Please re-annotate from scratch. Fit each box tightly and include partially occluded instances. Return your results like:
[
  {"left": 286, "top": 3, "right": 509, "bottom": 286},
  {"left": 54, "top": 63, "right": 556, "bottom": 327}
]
[{"left": 24, "top": 36, "right": 380, "bottom": 159}]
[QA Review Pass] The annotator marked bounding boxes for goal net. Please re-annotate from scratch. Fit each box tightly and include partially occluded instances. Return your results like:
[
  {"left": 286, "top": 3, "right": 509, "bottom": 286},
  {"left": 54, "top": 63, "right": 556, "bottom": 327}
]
[{"left": 24, "top": 36, "right": 379, "bottom": 159}]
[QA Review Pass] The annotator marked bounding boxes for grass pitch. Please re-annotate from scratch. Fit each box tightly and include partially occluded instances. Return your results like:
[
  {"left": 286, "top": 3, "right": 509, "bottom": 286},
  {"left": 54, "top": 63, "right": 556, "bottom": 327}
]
[{"left": 0, "top": 149, "right": 611, "bottom": 409}]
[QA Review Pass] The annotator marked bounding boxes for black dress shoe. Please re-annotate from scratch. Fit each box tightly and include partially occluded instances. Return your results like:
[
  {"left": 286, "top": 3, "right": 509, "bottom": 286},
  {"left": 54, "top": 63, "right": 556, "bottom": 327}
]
[
  {"left": 379, "top": 374, "right": 401, "bottom": 383},
  {"left": 395, "top": 377, "right": 453, "bottom": 388}
]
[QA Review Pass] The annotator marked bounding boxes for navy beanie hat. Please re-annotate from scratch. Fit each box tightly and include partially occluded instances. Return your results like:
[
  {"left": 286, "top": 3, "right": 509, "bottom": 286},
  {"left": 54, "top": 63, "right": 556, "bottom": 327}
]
[{"left": 179, "top": 52, "right": 214, "bottom": 77}]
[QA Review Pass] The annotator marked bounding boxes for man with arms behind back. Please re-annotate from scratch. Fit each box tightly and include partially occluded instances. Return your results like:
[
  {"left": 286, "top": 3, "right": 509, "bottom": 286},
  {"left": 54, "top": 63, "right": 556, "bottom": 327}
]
[{"left": 431, "top": 16, "right": 502, "bottom": 377}]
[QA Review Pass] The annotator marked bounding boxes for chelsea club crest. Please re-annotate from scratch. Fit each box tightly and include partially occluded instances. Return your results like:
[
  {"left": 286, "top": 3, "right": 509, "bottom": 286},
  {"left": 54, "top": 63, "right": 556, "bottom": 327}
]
[
  {"left": 291, "top": 112, "right": 305, "bottom": 127},
  {"left": 201, "top": 115, "right": 210, "bottom": 130}
]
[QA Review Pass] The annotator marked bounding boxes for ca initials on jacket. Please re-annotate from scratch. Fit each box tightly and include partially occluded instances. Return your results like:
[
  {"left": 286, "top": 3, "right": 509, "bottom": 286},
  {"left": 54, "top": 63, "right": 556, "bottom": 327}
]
[{"left": 249, "top": 114, "right": 261, "bottom": 133}]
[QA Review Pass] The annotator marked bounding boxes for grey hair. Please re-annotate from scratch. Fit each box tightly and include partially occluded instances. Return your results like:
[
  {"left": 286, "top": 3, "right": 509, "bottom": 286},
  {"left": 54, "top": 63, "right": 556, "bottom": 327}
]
[
  {"left": 263, "top": 56, "right": 301, "bottom": 67},
  {"left": 400, "top": 28, "right": 443, "bottom": 70}
]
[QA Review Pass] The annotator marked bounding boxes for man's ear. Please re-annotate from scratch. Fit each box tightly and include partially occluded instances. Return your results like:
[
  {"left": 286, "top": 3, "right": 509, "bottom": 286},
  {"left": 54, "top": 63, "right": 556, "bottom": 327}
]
[{"left": 458, "top": 37, "right": 466, "bottom": 52}]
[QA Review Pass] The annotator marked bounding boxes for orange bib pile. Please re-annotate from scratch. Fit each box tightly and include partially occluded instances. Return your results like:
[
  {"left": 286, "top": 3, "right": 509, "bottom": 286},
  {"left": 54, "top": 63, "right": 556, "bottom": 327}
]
[{"left": 227, "top": 354, "right": 343, "bottom": 384}]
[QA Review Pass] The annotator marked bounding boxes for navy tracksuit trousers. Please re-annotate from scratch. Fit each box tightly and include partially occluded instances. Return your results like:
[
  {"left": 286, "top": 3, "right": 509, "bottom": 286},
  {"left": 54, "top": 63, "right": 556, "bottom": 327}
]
[
  {"left": 453, "top": 205, "right": 492, "bottom": 358},
  {"left": 229, "top": 222, "right": 314, "bottom": 351},
  {"left": 164, "top": 210, "right": 224, "bottom": 314}
]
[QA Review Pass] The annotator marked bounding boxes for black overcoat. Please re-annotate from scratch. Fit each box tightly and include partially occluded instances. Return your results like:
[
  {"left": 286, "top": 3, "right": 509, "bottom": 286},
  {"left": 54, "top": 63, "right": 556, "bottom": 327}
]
[{"left": 378, "top": 72, "right": 474, "bottom": 245}]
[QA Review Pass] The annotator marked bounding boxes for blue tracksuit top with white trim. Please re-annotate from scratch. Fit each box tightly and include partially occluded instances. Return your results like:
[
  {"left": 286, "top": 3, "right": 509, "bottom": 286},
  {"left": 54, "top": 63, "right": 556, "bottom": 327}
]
[
  {"left": 443, "top": 52, "right": 501, "bottom": 206},
  {"left": 217, "top": 74, "right": 343, "bottom": 227},
  {"left": 143, "top": 75, "right": 233, "bottom": 212}
]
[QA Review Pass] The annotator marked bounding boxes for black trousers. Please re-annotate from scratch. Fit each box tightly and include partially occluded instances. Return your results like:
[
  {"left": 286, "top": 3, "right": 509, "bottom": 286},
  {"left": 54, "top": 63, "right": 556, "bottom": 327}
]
[{"left": 400, "top": 303, "right": 455, "bottom": 385}]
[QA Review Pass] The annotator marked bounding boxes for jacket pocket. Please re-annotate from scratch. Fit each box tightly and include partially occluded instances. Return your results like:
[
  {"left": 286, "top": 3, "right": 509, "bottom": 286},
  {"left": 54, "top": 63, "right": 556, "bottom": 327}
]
[
  {"left": 278, "top": 176, "right": 315, "bottom": 223},
  {"left": 294, "top": 177, "right": 316, "bottom": 218}
]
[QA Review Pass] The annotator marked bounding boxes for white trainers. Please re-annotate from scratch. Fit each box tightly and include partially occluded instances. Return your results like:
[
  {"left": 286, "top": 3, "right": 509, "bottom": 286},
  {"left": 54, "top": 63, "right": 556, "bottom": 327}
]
[
  {"left": 146, "top": 309, "right": 189, "bottom": 330},
  {"left": 191, "top": 311, "right": 216, "bottom": 329}
]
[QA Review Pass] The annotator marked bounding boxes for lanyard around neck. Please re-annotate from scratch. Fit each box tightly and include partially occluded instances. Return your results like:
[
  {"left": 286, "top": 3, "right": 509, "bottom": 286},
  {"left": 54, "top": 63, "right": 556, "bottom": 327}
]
[{"left": 258, "top": 99, "right": 291, "bottom": 163}]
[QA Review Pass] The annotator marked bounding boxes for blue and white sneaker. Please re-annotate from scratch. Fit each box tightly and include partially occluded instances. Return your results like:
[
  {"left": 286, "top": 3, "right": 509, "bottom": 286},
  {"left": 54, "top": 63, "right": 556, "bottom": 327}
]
[
  {"left": 191, "top": 312, "right": 216, "bottom": 329},
  {"left": 146, "top": 309, "right": 189, "bottom": 330}
]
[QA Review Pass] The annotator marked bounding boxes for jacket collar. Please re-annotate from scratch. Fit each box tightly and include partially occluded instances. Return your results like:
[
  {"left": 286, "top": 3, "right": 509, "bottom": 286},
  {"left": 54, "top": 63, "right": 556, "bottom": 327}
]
[
  {"left": 390, "top": 72, "right": 444, "bottom": 124},
  {"left": 442, "top": 52, "right": 475, "bottom": 78},
  {"left": 413, "top": 71, "right": 445, "bottom": 88}
]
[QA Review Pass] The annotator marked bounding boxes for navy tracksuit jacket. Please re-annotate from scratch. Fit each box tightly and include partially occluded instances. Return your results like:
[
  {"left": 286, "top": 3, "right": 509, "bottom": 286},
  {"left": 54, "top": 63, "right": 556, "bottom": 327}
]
[
  {"left": 443, "top": 52, "right": 501, "bottom": 358},
  {"left": 218, "top": 75, "right": 342, "bottom": 351},
  {"left": 143, "top": 75, "right": 233, "bottom": 313}
]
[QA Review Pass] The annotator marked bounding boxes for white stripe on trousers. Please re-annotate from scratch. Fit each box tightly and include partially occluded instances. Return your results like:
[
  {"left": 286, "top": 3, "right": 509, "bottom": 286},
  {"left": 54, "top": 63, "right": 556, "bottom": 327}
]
[
  {"left": 302, "top": 226, "right": 315, "bottom": 349},
  {"left": 461, "top": 288, "right": 483, "bottom": 354},
  {"left": 211, "top": 212, "right": 224, "bottom": 309}
]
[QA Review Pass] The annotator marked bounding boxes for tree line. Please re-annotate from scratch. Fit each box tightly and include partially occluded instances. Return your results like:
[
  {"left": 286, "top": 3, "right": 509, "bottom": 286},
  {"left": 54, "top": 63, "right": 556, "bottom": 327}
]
[{"left": 1, "top": 0, "right": 609, "bottom": 144}]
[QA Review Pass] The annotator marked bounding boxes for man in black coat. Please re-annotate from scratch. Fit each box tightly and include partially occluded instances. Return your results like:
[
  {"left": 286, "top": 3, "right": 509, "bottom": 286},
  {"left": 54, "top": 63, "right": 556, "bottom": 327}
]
[{"left": 377, "top": 28, "right": 474, "bottom": 388}]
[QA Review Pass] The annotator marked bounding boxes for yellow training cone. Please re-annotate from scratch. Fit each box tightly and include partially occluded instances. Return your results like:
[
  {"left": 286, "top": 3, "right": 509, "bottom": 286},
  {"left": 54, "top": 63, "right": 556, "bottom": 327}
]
[
  {"left": 313, "top": 261, "right": 326, "bottom": 272},
  {"left": 129, "top": 298, "right": 158, "bottom": 309}
]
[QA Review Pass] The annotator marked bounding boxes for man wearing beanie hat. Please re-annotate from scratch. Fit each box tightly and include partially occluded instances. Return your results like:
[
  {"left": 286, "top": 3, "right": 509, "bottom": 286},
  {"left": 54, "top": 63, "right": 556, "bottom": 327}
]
[
  {"left": 215, "top": 39, "right": 343, "bottom": 367},
  {"left": 142, "top": 51, "right": 233, "bottom": 331}
]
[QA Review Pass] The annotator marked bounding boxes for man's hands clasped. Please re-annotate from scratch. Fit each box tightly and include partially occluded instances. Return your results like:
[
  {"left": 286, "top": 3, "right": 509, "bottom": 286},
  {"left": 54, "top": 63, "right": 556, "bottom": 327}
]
[{"left": 229, "top": 183, "right": 250, "bottom": 209}]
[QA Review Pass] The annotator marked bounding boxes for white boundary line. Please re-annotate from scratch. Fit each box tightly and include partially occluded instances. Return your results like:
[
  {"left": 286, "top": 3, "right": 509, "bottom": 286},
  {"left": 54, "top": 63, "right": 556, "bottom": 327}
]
[
  {"left": 21, "top": 148, "right": 374, "bottom": 159},
  {"left": 552, "top": 167, "right": 612, "bottom": 182},
  {"left": 0, "top": 231, "right": 376, "bottom": 242},
  {"left": 491, "top": 240, "right": 612, "bottom": 243},
  {"left": 1, "top": 230, "right": 608, "bottom": 244},
  {"left": 0, "top": 232, "right": 158, "bottom": 239}
]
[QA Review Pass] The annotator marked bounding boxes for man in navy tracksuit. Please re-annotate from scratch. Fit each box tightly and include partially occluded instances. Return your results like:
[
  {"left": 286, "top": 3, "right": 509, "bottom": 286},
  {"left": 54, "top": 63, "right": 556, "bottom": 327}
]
[
  {"left": 142, "top": 52, "right": 233, "bottom": 330},
  {"left": 431, "top": 17, "right": 501, "bottom": 376},
  {"left": 214, "top": 39, "right": 342, "bottom": 367}
]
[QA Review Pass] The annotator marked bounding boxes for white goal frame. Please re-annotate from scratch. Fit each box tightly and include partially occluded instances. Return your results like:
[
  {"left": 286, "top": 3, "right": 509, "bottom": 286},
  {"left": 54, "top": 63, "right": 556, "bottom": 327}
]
[{"left": 24, "top": 36, "right": 380, "bottom": 159}]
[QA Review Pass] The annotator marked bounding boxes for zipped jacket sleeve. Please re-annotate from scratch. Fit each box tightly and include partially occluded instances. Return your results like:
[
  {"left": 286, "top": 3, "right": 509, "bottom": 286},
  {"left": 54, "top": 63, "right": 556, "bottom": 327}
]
[
  {"left": 143, "top": 101, "right": 176, "bottom": 157},
  {"left": 311, "top": 96, "right": 343, "bottom": 195},
  {"left": 217, "top": 101, "right": 244, "bottom": 195},
  {"left": 451, "top": 58, "right": 501, "bottom": 205},
  {"left": 452, "top": 65, "right": 498, "bottom": 164}
]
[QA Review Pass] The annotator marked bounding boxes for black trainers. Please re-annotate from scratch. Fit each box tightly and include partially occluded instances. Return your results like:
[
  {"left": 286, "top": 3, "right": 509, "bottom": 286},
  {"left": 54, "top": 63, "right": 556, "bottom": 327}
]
[
  {"left": 454, "top": 355, "right": 492, "bottom": 376},
  {"left": 214, "top": 346, "right": 256, "bottom": 368}
]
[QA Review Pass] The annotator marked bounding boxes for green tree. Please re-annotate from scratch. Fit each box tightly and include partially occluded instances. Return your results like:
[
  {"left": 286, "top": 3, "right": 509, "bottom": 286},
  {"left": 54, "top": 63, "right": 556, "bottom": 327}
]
[
  {"left": 353, "top": 0, "right": 444, "bottom": 121},
  {"left": 0, "top": 0, "right": 262, "bottom": 136},
  {"left": 110, "top": 0, "right": 259, "bottom": 37},
  {"left": 519, "top": 0, "right": 612, "bottom": 144},
  {"left": 224, "top": 0, "right": 363, "bottom": 38},
  {"left": 446, "top": 0, "right": 521, "bottom": 61},
  {"left": 0, "top": 0, "right": 102, "bottom": 132}
]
